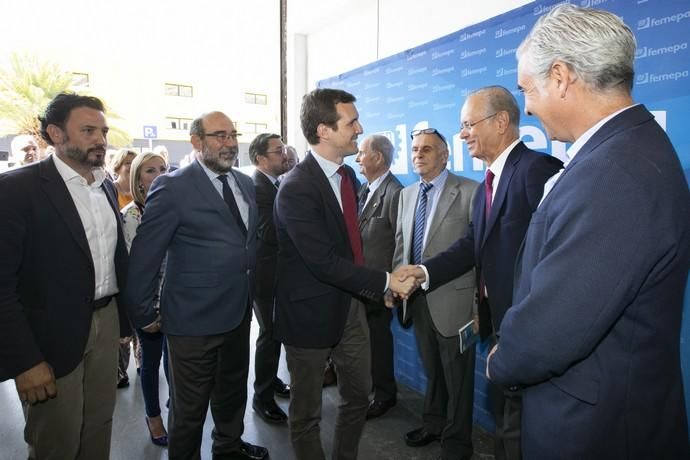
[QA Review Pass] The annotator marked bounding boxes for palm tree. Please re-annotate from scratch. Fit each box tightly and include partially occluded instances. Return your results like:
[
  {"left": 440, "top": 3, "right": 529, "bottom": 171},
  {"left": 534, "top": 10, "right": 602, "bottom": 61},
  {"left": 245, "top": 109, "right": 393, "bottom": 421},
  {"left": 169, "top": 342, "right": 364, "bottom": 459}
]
[{"left": 0, "top": 53, "right": 131, "bottom": 147}]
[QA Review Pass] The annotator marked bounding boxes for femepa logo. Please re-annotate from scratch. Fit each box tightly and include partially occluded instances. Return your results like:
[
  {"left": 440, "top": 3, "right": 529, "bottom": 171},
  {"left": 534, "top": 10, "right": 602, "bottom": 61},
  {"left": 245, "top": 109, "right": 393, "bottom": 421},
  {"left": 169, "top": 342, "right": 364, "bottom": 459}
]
[
  {"left": 636, "top": 42, "right": 688, "bottom": 59},
  {"left": 636, "top": 71, "right": 690, "bottom": 85},
  {"left": 494, "top": 24, "right": 526, "bottom": 39},
  {"left": 638, "top": 11, "right": 690, "bottom": 30},
  {"left": 459, "top": 29, "right": 486, "bottom": 42},
  {"left": 496, "top": 67, "right": 518, "bottom": 78},
  {"left": 580, "top": 0, "right": 607, "bottom": 7}
]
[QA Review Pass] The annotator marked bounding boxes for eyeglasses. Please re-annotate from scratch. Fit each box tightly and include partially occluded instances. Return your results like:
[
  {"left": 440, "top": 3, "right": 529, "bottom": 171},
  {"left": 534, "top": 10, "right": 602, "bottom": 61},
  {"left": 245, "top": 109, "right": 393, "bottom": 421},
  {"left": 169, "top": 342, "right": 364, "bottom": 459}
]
[
  {"left": 460, "top": 113, "right": 497, "bottom": 131},
  {"left": 264, "top": 147, "right": 287, "bottom": 156},
  {"left": 204, "top": 131, "right": 242, "bottom": 142},
  {"left": 410, "top": 128, "right": 447, "bottom": 144}
]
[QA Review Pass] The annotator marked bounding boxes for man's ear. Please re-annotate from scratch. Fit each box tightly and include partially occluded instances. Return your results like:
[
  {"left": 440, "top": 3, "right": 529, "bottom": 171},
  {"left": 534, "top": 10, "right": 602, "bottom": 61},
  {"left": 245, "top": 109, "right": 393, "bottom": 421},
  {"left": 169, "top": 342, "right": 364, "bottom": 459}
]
[
  {"left": 46, "top": 124, "right": 64, "bottom": 145},
  {"left": 316, "top": 123, "right": 329, "bottom": 143},
  {"left": 190, "top": 134, "right": 203, "bottom": 152},
  {"left": 550, "top": 61, "right": 574, "bottom": 99}
]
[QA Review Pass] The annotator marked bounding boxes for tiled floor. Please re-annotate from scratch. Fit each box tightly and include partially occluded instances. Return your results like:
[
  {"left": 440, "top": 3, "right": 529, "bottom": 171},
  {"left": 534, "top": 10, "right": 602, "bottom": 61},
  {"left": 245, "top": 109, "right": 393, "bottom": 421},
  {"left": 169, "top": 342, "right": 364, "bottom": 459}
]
[{"left": 0, "top": 317, "right": 494, "bottom": 459}]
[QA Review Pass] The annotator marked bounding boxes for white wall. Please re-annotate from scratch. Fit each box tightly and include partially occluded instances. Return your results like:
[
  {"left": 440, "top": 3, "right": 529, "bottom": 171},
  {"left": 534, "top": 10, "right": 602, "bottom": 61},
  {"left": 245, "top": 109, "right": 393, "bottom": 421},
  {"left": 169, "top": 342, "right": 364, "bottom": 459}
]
[{"left": 287, "top": 0, "right": 532, "bottom": 152}]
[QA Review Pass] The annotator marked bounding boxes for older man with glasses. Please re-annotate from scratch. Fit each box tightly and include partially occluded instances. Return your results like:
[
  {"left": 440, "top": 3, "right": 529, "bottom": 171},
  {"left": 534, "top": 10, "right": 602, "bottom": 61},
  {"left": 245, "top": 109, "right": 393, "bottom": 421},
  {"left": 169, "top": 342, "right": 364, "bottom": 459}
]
[{"left": 390, "top": 128, "right": 478, "bottom": 460}]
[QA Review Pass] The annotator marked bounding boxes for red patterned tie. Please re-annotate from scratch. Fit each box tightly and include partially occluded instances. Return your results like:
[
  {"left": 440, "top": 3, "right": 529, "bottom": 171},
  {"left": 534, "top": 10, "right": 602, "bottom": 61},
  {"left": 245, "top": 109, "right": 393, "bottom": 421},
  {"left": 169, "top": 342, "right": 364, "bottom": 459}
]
[{"left": 337, "top": 166, "right": 364, "bottom": 265}]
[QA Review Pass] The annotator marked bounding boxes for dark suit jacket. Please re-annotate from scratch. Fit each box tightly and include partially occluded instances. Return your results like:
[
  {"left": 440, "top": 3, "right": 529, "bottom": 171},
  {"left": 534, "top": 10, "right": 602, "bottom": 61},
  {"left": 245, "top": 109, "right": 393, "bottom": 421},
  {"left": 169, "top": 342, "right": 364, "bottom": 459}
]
[
  {"left": 359, "top": 172, "right": 403, "bottom": 273},
  {"left": 273, "top": 153, "right": 387, "bottom": 348},
  {"left": 424, "top": 142, "right": 562, "bottom": 337},
  {"left": 489, "top": 105, "right": 690, "bottom": 459},
  {"left": 125, "top": 159, "right": 257, "bottom": 336},
  {"left": 252, "top": 169, "right": 279, "bottom": 325},
  {"left": 0, "top": 156, "right": 130, "bottom": 381}
]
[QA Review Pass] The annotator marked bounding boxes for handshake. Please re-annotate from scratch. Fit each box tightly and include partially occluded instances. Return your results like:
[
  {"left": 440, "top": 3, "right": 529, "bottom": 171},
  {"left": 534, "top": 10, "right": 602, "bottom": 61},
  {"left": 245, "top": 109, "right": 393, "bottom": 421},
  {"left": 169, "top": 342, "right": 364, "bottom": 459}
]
[{"left": 385, "top": 265, "right": 428, "bottom": 307}]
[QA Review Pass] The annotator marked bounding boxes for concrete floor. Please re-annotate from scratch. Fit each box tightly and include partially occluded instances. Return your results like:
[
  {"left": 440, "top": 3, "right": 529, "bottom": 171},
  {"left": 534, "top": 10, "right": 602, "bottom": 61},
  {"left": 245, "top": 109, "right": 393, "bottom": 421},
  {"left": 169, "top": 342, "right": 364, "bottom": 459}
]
[{"left": 0, "top": 317, "right": 495, "bottom": 460}]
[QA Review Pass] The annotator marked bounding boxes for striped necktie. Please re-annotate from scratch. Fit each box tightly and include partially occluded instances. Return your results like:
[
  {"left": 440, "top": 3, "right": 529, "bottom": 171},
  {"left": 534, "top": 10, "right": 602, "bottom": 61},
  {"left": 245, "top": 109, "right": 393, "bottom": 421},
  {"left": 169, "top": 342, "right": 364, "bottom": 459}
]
[{"left": 412, "top": 182, "right": 433, "bottom": 264}]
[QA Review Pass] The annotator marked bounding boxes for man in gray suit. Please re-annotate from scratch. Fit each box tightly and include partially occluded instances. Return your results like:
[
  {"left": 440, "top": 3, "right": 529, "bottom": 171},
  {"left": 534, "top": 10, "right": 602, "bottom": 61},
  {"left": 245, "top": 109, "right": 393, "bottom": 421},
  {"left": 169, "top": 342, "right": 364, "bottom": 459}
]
[
  {"left": 355, "top": 134, "right": 403, "bottom": 420},
  {"left": 392, "top": 129, "right": 478, "bottom": 460},
  {"left": 126, "top": 111, "right": 267, "bottom": 460}
]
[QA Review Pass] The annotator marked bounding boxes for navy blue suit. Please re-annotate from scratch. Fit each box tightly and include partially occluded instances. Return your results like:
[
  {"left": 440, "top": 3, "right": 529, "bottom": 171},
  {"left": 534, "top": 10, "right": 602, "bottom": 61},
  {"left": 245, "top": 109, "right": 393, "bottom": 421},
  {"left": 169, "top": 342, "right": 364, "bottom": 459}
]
[
  {"left": 126, "top": 159, "right": 258, "bottom": 459},
  {"left": 424, "top": 142, "right": 562, "bottom": 336},
  {"left": 489, "top": 105, "right": 690, "bottom": 459}
]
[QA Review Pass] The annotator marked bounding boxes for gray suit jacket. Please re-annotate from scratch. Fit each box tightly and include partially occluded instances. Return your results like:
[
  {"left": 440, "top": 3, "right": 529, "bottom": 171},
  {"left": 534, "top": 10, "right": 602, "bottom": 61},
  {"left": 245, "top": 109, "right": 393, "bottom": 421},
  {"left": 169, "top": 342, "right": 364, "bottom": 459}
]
[
  {"left": 393, "top": 171, "right": 478, "bottom": 337},
  {"left": 359, "top": 172, "right": 403, "bottom": 272},
  {"left": 125, "top": 159, "right": 258, "bottom": 336}
]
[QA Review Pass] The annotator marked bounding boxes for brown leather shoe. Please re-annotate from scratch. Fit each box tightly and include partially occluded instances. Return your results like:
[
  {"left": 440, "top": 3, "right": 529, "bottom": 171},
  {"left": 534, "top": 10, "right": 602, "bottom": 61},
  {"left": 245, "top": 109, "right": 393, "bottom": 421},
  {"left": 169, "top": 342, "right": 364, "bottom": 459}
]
[{"left": 366, "top": 397, "right": 397, "bottom": 420}]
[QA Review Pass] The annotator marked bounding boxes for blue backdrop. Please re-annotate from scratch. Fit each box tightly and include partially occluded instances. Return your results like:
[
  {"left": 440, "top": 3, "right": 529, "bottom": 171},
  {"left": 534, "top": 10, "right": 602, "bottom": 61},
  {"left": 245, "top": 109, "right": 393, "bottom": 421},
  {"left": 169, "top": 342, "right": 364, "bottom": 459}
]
[{"left": 319, "top": 0, "right": 690, "bottom": 434}]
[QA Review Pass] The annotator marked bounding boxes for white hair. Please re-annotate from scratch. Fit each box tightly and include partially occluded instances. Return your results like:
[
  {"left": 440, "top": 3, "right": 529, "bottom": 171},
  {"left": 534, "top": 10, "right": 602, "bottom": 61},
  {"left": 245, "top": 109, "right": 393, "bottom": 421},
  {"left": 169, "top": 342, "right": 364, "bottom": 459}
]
[{"left": 517, "top": 4, "right": 636, "bottom": 93}]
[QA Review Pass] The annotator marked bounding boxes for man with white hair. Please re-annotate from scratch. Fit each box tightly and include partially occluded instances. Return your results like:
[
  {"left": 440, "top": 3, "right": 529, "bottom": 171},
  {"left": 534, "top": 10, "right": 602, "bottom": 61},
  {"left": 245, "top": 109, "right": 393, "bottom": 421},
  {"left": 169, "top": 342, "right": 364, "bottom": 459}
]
[
  {"left": 11, "top": 134, "right": 40, "bottom": 166},
  {"left": 485, "top": 5, "right": 690, "bottom": 459}
]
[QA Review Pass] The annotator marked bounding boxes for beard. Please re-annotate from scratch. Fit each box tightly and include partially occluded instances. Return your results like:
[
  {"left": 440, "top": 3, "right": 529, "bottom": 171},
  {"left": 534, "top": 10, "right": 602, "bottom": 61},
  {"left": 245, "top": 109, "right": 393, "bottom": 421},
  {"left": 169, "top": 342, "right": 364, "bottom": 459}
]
[
  {"left": 63, "top": 145, "right": 106, "bottom": 168},
  {"left": 200, "top": 144, "right": 237, "bottom": 174}
]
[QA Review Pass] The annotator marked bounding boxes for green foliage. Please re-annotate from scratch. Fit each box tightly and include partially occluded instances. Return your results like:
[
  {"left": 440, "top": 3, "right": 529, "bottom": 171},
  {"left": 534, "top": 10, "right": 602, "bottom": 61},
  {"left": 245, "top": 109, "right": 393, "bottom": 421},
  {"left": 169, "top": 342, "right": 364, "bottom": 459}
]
[{"left": 0, "top": 53, "right": 132, "bottom": 147}]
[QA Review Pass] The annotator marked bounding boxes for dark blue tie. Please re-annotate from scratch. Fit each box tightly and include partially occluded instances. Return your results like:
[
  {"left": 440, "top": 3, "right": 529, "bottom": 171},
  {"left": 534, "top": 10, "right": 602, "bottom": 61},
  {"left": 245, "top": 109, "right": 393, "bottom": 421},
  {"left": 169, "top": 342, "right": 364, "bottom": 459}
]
[
  {"left": 358, "top": 186, "right": 370, "bottom": 216},
  {"left": 217, "top": 174, "right": 246, "bottom": 235},
  {"left": 412, "top": 182, "right": 433, "bottom": 264}
]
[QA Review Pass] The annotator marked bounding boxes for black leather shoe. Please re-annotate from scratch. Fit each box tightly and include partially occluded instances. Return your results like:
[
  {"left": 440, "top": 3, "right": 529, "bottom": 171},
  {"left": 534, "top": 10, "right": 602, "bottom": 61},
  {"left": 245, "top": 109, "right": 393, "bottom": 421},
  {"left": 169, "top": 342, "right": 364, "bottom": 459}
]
[
  {"left": 238, "top": 441, "right": 268, "bottom": 460},
  {"left": 215, "top": 441, "right": 269, "bottom": 460},
  {"left": 252, "top": 399, "right": 287, "bottom": 424},
  {"left": 273, "top": 380, "right": 290, "bottom": 399},
  {"left": 404, "top": 427, "right": 440, "bottom": 447},
  {"left": 366, "top": 397, "right": 397, "bottom": 420}
]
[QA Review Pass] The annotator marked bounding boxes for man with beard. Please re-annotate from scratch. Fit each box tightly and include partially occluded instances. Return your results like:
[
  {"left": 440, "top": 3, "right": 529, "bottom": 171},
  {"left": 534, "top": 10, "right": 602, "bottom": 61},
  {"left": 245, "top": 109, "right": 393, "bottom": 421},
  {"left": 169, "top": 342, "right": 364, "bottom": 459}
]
[
  {"left": 0, "top": 93, "right": 130, "bottom": 459},
  {"left": 248, "top": 133, "right": 291, "bottom": 424},
  {"left": 126, "top": 111, "right": 268, "bottom": 460},
  {"left": 273, "top": 88, "right": 414, "bottom": 459}
]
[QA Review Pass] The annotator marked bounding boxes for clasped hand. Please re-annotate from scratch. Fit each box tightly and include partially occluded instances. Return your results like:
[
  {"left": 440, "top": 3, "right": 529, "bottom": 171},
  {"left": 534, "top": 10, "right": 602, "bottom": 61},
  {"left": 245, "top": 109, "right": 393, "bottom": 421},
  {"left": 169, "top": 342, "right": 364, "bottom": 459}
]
[{"left": 385, "top": 265, "right": 427, "bottom": 307}]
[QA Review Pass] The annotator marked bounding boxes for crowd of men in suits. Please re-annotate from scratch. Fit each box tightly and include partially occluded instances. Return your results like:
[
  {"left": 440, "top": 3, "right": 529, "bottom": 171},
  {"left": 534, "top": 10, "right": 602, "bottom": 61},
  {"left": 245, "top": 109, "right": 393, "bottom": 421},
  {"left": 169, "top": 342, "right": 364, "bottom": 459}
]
[{"left": 1, "top": 4, "right": 689, "bottom": 460}]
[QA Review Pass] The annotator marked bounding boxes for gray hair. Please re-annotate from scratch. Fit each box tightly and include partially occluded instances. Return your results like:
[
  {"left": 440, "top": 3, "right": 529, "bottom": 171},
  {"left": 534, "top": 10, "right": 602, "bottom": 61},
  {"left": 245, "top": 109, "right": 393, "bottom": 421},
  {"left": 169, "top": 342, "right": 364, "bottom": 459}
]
[
  {"left": 517, "top": 4, "right": 636, "bottom": 93},
  {"left": 366, "top": 134, "right": 394, "bottom": 168},
  {"left": 468, "top": 86, "right": 520, "bottom": 136}
]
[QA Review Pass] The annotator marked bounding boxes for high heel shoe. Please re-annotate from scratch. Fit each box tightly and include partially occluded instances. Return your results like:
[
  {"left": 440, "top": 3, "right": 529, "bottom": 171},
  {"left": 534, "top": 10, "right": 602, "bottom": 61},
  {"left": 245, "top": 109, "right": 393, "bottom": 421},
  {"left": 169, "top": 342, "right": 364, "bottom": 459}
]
[{"left": 145, "top": 416, "right": 168, "bottom": 447}]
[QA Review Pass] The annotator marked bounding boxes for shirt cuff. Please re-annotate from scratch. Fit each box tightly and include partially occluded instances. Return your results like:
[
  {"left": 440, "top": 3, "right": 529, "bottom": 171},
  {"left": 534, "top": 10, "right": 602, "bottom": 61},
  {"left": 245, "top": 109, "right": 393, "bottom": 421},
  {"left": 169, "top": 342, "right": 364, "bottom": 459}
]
[{"left": 419, "top": 265, "right": 430, "bottom": 290}]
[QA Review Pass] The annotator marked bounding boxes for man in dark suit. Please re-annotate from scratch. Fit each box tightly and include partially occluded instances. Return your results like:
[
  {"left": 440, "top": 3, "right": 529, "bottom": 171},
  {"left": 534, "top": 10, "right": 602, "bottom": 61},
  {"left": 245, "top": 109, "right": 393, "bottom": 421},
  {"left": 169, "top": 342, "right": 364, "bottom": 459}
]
[
  {"left": 395, "top": 86, "right": 562, "bottom": 460},
  {"left": 354, "top": 134, "right": 403, "bottom": 420},
  {"left": 392, "top": 129, "right": 478, "bottom": 460},
  {"left": 485, "top": 5, "right": 690, "bottom": 459},
  {"left": 248, "top": 132, "right": 290, "bottom": 424},
  {"left": 0, "top": 93, "right": 130, "bottom": 459},
  {"left": 274, "top": 88, "right": 413, "bottom": 460},
  {"left": 126, "top": 111, "right": 267, "bottom": 460}
]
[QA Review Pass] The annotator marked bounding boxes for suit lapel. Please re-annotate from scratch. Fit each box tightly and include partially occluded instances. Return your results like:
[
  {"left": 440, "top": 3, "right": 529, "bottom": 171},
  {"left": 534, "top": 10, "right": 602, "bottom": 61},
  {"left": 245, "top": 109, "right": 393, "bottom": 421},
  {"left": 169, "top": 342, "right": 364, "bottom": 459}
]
[
  {"left": 189, "top": 160, "right": 235, "bottom": 223},
  {"left": 304, "top": 153, "right": 349, "bottom": 242},
  {"left": 482, "top": 144, "right": 523, "bottom": 247},
  {"left": 426, "top": 173, "right": 459, "bottom": 243},
  {"left": 358, "top": 174, "right": 390, "bottom": 230},
  {"left": 39, "top": 157, "right": 91, "bottom": 259},
  {"left": 230, "top": 168, "right": 257, "bottom": 235}
]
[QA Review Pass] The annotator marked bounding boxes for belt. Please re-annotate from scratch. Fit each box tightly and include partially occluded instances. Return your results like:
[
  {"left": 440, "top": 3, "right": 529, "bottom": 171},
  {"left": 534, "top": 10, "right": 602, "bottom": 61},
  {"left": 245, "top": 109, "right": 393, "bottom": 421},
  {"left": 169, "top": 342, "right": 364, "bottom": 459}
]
[{"left": 94, "top": 295, "right": 113, "bottom": 310}]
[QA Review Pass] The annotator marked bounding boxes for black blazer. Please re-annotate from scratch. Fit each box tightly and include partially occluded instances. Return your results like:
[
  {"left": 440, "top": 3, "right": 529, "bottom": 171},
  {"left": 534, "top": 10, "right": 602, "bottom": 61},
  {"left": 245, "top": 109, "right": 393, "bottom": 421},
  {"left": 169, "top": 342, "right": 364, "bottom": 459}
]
[
  {"left": 273, "top": 153, "right": 387, "bottom": 348},
  {"left": 0, "top": 156, "right": 130, "bottom": 381},
  {"left": 424, "top": 142, "right": 562, "bottom": 337},
  {"left": 252, "top": 169, "right": 279, "bottom": 307}
]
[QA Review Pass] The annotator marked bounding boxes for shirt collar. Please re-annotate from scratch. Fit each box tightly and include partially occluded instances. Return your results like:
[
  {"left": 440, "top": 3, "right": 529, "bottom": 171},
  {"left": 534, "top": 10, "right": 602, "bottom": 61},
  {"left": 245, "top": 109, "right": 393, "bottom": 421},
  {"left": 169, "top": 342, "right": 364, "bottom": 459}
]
[
  {"left": 52, "top": 152, "right": 107, "bottom": 187},
  {"left": 565, "top": 104, "right": 638, "bottom": 166},
  {"left": 258, "top": 169, "right": 278, "bottom": 184},
  {"left": 197, "top": 157, "right": 231, "bottom": 183},
  {"left": 421, "top": 168, "right": 449, "bottom": 190},
  {"left": 311, "top": 149, "right": 342, "bottom": 178},
  {"left": 488, "top": 138, "right": 520, "bottom": 179},
  {"left": 366, "top": 171, "right": 390, "bottom": 195}
]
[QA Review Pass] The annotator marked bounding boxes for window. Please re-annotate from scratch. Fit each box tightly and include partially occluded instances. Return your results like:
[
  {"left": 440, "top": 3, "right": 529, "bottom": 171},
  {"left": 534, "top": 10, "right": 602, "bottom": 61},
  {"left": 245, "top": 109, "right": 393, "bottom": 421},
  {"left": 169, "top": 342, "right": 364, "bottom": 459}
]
[
  {"left": 165, "top": 83, "right": 193, "bottom": 97},
  {"left": 242, "top": 122, "right": 268, "bottom": 134},
  {"left": 71, "top": 72, "right": 89, "bottom": 88},
  {"left": 244, "top": 92, "right": 267, "bottom": 105},
  {"left": 167, "top": 117, "right": 193, "bottom": 131}
]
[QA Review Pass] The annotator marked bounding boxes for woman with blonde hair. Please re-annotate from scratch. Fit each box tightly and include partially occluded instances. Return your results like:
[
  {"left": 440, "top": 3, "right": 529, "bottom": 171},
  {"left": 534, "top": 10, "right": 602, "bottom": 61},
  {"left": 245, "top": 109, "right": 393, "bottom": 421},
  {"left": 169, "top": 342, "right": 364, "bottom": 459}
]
[
  {"left": 108, "top": 148, "right": 137, "bottom": 209},
  {"left": 121, "top": 150, "right": 170, "bottom": 447}
]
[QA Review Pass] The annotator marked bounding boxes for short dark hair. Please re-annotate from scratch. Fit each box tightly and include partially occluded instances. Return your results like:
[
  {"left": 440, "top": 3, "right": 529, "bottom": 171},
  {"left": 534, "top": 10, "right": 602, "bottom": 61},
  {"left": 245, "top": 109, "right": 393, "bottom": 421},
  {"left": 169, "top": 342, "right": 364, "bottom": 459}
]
[
  {"left": 248, "top": 133, "right": 281, "bottom": 165},
  {"left": 39, "top": 93, "right": 105, "bottom": 146},
  {"left": 189, "top": 117, "right": 205, "bottom": 137},
  {"left": 300, "top": 88, "right": 356, "bottom": 145}
]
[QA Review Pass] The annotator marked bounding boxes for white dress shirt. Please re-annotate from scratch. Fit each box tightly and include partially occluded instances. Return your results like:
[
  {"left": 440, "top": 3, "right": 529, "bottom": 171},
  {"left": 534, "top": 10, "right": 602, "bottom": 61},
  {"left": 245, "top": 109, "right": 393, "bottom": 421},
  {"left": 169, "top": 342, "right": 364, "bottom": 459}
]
[
  {"left": 53, "top": 154, "right": 118, "bottom": 299},
  {"left": 487, "top": 139, "right": 520, "bottom": 203},
  {"left": 361, "top": 171, "right": 391, "bottom": 209}
]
